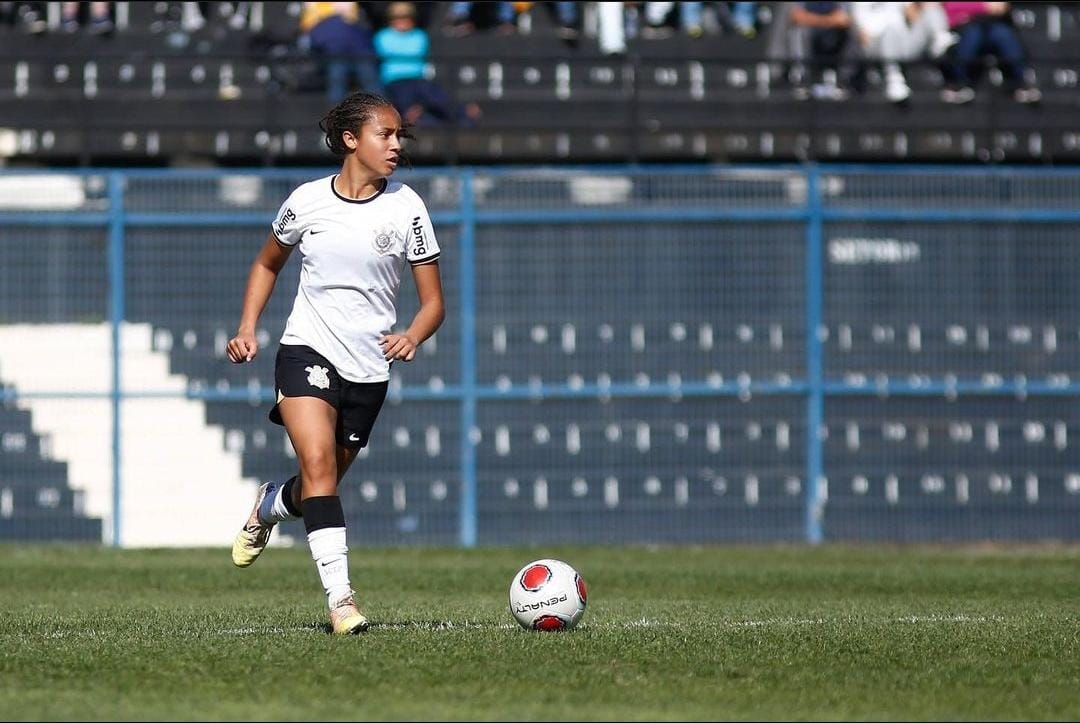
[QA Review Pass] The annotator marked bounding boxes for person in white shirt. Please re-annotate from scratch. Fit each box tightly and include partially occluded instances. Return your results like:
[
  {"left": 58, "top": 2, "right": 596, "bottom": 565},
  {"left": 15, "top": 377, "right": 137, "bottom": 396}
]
[
  {"left": 226, "top": 91, "right": 445, "bottom": 635},
  {"left": 851, "top": 1, "right": 952, "bottom": 102}
]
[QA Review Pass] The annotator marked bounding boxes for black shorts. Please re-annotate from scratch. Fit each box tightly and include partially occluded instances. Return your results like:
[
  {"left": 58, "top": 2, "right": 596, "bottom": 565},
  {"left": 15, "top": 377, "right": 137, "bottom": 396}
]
[{"left": 270, "top": 344, "right": 388, "bottom": 449}]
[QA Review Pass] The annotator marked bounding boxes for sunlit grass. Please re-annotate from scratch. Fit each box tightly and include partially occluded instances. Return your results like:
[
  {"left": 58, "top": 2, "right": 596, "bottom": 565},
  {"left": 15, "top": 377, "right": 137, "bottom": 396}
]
[{"left": 1, "top": 544, "right": 1078, "bottom": 720}]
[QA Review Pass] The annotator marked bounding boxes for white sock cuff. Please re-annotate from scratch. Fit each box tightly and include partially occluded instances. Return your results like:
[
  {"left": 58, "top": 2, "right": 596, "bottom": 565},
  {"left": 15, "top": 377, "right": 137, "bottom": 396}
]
[
  {"left": 307, "top": 526, "right": 348, "bottom": 560},
  {"left": 259, "top": 481, "right": 299, "bottom": 525},
  {"left": 269, "top": 481, "right": 299, "bottom": 523}
]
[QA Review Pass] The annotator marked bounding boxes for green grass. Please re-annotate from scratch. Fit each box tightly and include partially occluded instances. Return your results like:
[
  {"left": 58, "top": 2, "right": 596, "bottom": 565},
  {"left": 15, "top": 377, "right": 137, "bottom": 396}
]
[{"left": 1, "top": 544, "right": 1078, "bottom": 720}]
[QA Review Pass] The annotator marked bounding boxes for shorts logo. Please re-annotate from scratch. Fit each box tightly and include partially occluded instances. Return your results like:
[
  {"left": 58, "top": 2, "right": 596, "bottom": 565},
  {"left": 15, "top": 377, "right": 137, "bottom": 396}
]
[
  {"left": 372, "top": 224, "right": 402, "bottom": 256},
  {"left": 305, "top": 365, "right": 330, "bottom": 390}
]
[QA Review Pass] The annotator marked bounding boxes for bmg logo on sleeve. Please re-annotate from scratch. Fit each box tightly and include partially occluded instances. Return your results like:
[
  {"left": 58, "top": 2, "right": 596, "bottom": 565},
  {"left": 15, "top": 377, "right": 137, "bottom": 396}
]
[
  {"left": 410, "top": 215, "right": 427, "bottom": 256},
  {"left": 276, "top": 208, "right": 296, "bottom": 236}
]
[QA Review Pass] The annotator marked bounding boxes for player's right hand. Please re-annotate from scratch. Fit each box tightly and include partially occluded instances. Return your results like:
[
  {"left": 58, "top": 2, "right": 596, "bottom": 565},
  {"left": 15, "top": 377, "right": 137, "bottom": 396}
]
[{"left": 227, "top": 332, "right": 258, "bottom": 363}]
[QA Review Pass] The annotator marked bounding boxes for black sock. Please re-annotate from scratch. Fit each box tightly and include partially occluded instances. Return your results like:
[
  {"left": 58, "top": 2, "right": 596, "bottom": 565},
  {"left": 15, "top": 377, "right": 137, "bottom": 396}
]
[
  {"left": 281, "top": 476, "right": 302, "bottom": 518},
  {"left": 301, "top": 495, "right": 345, "bottom": 535}
]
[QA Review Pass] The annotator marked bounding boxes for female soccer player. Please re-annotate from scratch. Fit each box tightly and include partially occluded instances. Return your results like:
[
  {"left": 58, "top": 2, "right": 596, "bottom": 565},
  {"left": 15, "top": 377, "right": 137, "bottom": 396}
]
[{"left": 225, "top": 92, "right": 445, "bottom": 634}]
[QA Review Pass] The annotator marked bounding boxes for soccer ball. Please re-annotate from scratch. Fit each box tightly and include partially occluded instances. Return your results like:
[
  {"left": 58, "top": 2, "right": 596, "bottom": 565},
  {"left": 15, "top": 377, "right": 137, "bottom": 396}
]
[{"left": 508, "top": 558, "right": 587, "bottom": 631}]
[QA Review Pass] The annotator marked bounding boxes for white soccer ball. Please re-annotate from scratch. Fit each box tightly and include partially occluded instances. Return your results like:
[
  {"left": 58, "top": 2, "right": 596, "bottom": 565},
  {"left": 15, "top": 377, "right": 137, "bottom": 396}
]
[{"left": 508, "top": 558, "right": 588, "bottom": 631}]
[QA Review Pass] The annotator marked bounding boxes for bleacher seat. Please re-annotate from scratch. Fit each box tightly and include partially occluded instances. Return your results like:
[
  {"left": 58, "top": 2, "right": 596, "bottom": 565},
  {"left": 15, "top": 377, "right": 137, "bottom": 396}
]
[
  {"left": 823, "top": 394, "right": 1080, "bottom": 540},
  {"left": 0, "top": 386, "right": 102, "bottom": 541}
]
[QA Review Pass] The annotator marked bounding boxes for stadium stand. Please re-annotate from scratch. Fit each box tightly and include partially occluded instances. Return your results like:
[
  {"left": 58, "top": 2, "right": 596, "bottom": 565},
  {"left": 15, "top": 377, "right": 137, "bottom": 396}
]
[{"left": 0, "top": 1, "right": 1077, "bottom": 165}]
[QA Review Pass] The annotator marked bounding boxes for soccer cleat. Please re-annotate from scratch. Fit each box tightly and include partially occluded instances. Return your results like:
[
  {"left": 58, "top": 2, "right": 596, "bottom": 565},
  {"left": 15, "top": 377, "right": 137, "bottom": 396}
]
[
  {"left": 231, "top": 482, "right": 275, "bottom": 568},
  {"left": 329, "top": 591, "right": 370, "bottom": 635}
]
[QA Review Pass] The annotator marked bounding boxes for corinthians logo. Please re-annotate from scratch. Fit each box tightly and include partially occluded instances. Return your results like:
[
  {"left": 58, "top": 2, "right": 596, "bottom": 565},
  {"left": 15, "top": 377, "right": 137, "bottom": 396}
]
[{"left": 372, "top": 224, "right": 403, "bottom": 256}]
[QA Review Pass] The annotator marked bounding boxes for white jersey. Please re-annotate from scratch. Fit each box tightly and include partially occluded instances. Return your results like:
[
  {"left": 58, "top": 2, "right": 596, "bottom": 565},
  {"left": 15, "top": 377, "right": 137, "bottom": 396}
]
[{"left": 271, "top": 175, "right": 440, "bottom": 382}]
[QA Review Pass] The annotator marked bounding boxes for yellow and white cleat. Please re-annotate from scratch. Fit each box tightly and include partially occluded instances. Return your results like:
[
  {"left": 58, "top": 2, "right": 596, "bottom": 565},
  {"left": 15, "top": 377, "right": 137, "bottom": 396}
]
[
  {"left": 329, "top": 591, "right": 370, "bottom": 635},
  {"left": 231, "top": 482, "right": 275, "bottom": 568}
]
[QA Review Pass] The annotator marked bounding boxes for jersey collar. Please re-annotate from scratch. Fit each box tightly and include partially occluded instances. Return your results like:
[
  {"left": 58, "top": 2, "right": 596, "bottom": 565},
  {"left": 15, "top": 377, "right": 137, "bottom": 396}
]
[{"left": 331, "top": 176, "right": 388, "bottom": 204}]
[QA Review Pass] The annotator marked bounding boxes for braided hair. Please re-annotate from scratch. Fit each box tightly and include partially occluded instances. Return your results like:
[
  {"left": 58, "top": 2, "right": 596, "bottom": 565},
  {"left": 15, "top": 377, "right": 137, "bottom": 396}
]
[{"left": 319, "top": 92, "right": 411, "bottom": 157}]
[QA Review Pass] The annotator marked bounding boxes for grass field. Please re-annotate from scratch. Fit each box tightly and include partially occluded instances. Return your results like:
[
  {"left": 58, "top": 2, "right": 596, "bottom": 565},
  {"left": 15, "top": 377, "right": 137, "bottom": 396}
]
[{"left": 1, "top": 544, "right": 1078, "bottom": 720}]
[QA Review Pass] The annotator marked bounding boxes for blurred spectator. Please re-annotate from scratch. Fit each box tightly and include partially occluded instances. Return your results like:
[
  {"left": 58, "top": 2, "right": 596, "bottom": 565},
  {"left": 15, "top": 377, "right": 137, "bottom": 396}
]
[
  {"left": 442, "top": 1, "right": 579, "bottom": 37},
  {"left": 852, "top": 2, "right": 952, "bottom": 103},
  {"left": 597, "top": 1, "right": 628, "bottom": 55},
  {"left": 364, "top": 1, "right": 438, "bottom": 29},
  {"left": 642, "top": 2, "right": 756, "bottom": 39},
  {"left": 728, "top": 1, "right": 757, "bottom": 37},
  {"left": 644, "top": 2, "right": 703, "bottom": 38},
  {"left": 0, "top": 1, "right": 47, "bottom": 33},
  {"left": 219, "top": 0, "right": 257, "bottom": 30},
  {"left": 375, "top": 1, "right": 482, "bottom": 125},
  {"left": 771, "top": 2, "right": 853, "bottom": 100},
  {"left": 514, "top": 2, "right": 579, "bottom": 39},
  {"left": 179, "top": 1, "right": 206, "bottom": 31},
  {"left": 301, "top": 2, "right": 382, "bottom": 102},
  {"left": 61, "top": 1, "right": 113, "bottom": 34},
  {"left": 555, "top": 1, "right": 580, "bottom": 38},
  {"left": 160, "top": 1, "right": 257, "bottom": 32},
  {"left": 146, "top": 1, "right": 206, "bottom": 34},
  {"left": 442, "top": 1, "right": 516, "bottom": 35},
  {"left": 940, "top": 1, "right": 1040, "bottom": 104}
]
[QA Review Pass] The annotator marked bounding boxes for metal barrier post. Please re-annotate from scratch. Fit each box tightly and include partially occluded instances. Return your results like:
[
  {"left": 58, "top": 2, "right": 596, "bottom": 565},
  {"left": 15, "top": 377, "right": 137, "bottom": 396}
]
[
  {"left": 108, "top": 172, "right": 125, "bottom": 547},
  {"left": 804, "top": 165, "right": 825, "bottom": 544},
  {"left": 459, "top": 169, "right": 478, "bottom": 547}
]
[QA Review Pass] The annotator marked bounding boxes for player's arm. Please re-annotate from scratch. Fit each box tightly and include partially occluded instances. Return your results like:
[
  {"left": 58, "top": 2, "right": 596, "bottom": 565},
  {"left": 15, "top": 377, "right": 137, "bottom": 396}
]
[
  {"left": 227, "top": 233, "right": 295, "bottom": 363},
  {"left": 381, "top": 261, "right": 445, "bottom": 362}
]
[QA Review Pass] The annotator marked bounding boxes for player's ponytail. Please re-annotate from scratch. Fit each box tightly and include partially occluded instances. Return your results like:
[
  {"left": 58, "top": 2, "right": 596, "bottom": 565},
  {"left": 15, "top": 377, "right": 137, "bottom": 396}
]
[{"left": 319, "top": 91, "right": 413, "bottom": 157}]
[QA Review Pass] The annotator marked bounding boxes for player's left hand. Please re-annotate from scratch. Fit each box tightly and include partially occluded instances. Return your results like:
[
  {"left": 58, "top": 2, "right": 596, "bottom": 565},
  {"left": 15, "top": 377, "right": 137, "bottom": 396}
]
[{"left": 380, "top": 333, "right": 418, "bottom": 361}]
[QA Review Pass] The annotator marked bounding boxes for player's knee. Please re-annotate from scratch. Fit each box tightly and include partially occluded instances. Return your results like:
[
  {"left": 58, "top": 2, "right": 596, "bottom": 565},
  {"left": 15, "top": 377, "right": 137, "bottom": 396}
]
[{"left": 299, "top": 451, "right": 337, "bottom": 489}]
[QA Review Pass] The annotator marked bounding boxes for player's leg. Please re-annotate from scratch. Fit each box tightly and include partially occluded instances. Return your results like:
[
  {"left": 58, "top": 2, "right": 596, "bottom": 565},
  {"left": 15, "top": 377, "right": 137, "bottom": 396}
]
[
  {"left": 336, "top": 445, "right": 361, "bottom": 486},
  {"left": 235, "top": 417, "right": 366, "bottom": 564},
  {"left": 275, "top": 446, "right": 355, "bottom": 513},
  {"left": 278, "top": 395, "right": 368, "bottom": 634},
  {"left": 309, "top": 379, "right": 388, "bottom": 631},
  {"left": 232, "top": 345, "right": 328, "bottom": 567}
]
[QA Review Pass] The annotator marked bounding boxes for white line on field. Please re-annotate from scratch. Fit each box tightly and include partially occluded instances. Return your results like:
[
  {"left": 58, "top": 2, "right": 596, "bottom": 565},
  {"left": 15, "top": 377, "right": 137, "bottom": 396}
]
[
  {"left": 214, "top": 614, "right": 1007, "bottom": 636},
  {"left": 721, "top": 613, "right": 1007, "bottom": 629},
  {"left": 218, "top": 620, "right": 520, "bottom": 635},
  {"left": 27, "top": 614, "right": 1012, "bottom": 640}
]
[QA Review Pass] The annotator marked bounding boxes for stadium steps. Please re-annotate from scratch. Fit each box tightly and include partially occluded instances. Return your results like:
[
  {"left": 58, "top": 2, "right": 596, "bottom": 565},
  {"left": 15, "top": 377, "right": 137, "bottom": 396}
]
[
  {"left": 0, "top": 512, "right": 102, "bottom": 541},
  {"left": 0, "top": 384, "right": 100, "bottom": 541},
  {"left": 0, "top": 323, "right": 271, "bottom": 547}
]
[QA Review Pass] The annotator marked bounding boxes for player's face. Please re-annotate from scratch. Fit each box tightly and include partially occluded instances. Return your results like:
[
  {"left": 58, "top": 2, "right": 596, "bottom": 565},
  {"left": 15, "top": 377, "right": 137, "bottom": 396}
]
[{"left": 354, "top": 106, "right": 403, "bottom": 177}]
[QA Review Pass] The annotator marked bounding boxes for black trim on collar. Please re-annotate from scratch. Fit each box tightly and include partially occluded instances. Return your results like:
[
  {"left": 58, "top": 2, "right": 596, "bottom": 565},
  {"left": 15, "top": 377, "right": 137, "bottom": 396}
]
[{"left": 331, "top": 176, "right": 387, "bottom": 204}]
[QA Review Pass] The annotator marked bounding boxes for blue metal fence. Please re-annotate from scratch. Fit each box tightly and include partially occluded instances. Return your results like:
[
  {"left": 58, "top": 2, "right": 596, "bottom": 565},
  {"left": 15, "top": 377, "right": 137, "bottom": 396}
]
[{"left": 2, "top": 164, "right": 1079, "bottom": 546}]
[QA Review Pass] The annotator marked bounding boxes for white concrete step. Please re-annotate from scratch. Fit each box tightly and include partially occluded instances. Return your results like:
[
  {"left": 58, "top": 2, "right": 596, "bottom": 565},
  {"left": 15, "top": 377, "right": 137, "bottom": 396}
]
[{"left": 0, "top": 323, "right": 285, "bottom": 548}]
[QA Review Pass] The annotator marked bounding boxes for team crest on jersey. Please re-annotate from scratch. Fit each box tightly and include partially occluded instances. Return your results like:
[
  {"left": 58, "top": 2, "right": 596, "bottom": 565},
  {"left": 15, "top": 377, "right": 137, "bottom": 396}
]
[
  {"left": 305, "top": 365, "right": 330, "bottom": 390},
  {"left": 372, "top": 224, "right": 403, "bottom": 256}
]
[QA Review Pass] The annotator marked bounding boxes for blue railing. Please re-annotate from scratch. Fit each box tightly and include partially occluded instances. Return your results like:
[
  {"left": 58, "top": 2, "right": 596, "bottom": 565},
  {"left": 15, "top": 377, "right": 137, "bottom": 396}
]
[{"left": 3, "top": 163, "right": 1080, "bottom": 545}]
